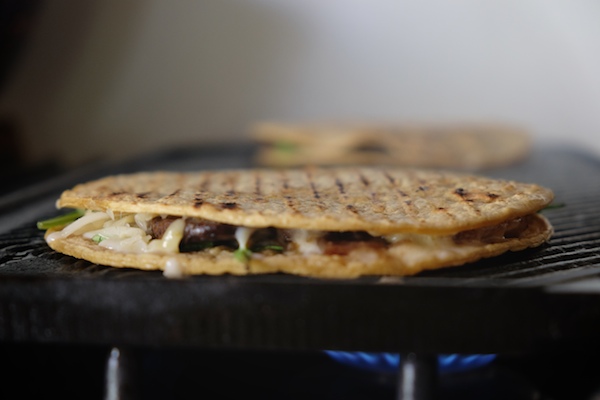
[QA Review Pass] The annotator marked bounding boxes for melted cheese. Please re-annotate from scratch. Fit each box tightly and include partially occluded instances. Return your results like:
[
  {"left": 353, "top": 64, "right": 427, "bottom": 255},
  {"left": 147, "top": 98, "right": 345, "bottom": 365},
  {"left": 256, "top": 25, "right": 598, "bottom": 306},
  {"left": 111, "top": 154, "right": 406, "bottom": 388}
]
[
  {"left": 76, "top": 212, "right": 186, "bottom": 254},
  {"left": 157, "top": 218, "right": 185, "bottom": 253},
  {"left": 84, "top": 226, "right": 151, "bottom": 253},
  {"left": 289, "top": 230, "right": 324, "bottom": 255},
  {"left": 47, "top": 211, "right": 111, "bottom": 242},
  {"left": 134, "top": 213, "right": 154, "bottom": 231},
  {"left": 383, "top": 232, "right": 453, "bottom": 247},
  {"left": 55, "top": 211, "right": 458, "bottom": 259},
  {"left": 235, "top": 226, "right": 256, "bottom": 250},
  {"left": 163, "top": 258, "right": 184, "bottom": 278}
]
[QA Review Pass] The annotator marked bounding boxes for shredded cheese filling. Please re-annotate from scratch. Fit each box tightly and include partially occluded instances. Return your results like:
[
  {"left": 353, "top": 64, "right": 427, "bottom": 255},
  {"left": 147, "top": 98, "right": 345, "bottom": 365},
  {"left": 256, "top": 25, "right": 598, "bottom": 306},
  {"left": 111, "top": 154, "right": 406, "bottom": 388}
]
[
  {"left": 49, "top": 210, "right": 494, "bottom": 257},
  {"left": 48, "top": 211, "right": 187, "bottom": 254},
  {"left": 288, "top": 229, "right": 323, "bottom": 255}
]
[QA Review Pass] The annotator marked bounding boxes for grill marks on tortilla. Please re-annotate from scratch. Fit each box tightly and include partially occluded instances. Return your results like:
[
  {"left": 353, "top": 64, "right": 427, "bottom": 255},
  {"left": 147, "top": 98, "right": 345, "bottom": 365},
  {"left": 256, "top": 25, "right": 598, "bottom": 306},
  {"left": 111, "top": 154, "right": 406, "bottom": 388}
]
[
  {"left": 189, "top": 172, "right": 243, "bottom": 211},
  {"left": 254, "top": 172, "right": 263, "bottom": 199},
  {"left": 191, "top": 174, "right": 213, "bottom": 208},
  {"left": 334, "top": 177, "right": 359, "bottom": 216},
  {"left": 277, "top": 168, "right": 376, "bottom": 219},
  {"left": 383, "top": 169, "right": 422, "bottom": 224},
  {"left": 305, "top": 169, "right": 325, "bottom": 212},
  {"left": 359, "top": 171, "right": 388, "bottom": 214},
  {"left": 455, "top": 187, "right": 500, "bottom": 202},
  {"left": 335, "top": 178, "right": 345, "bottom": 195},
  {"left": 273, "top": 168, "right": 326, "bottom": 214},
  {"left": 279, "top": 171, "right": 298, "bottom": 213},
  {"left": 452, "top": 186, "right": 505, "bottom": 218},
  {"left": 204, "top": 171, "right": 258, "bottom": 214},
  {"left": 56, "top": 168, "right": 554, "bottom": 234}
]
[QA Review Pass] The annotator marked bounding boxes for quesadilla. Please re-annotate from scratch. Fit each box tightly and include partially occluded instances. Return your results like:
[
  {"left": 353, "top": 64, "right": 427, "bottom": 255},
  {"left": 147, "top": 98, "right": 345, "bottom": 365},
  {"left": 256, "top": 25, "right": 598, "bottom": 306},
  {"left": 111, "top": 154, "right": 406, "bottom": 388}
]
[
  {"left": 251, "top": 121, "right": 531, "bottom": 170},
  {"left": 41, "top": 167, "right": 554, "bottom": 279}
]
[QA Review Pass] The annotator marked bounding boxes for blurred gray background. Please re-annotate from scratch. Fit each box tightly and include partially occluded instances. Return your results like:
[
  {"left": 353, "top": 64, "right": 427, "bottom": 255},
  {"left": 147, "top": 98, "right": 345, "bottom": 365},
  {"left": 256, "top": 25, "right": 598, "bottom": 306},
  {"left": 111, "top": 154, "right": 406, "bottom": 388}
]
[{"left": 1, "top": 0, "right": 599, "bottom": 168}]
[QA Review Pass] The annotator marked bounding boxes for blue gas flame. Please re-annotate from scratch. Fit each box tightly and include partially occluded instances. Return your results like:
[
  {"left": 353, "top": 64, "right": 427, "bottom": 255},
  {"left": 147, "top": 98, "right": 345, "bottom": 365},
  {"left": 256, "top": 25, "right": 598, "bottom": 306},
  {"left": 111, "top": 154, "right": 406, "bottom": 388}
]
[{"left": 324, "top": 351, "right": 496, "bottom": 374}]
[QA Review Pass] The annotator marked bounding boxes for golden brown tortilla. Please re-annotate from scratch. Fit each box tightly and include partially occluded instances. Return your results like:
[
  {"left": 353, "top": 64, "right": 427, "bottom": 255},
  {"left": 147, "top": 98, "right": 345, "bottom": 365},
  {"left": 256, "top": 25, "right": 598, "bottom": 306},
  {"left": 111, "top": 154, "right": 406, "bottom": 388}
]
[
  {"left": 45, "top": 166, "right": 554, "bottom": 278},
  {"left": 56, "top": 167, "right": 552, "bottom": 234}
]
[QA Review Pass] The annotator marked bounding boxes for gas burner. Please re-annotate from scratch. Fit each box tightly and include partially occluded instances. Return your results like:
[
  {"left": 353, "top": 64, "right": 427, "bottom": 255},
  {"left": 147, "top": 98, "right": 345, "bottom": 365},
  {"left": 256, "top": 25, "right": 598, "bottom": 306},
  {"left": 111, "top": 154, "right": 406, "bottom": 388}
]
[{"left": 325, "top": 351, "right": 496, "bottom": 374}]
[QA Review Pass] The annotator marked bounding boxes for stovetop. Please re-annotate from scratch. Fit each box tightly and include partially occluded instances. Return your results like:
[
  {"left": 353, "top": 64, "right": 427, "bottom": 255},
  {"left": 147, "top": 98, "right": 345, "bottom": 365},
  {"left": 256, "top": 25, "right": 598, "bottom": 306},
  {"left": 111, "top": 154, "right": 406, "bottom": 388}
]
[
  {"left": 2, "top": 143, "right": 600, "bottom": 399},
  {"left": 2, "top": 144, "right": 600, "bottom": 354}
]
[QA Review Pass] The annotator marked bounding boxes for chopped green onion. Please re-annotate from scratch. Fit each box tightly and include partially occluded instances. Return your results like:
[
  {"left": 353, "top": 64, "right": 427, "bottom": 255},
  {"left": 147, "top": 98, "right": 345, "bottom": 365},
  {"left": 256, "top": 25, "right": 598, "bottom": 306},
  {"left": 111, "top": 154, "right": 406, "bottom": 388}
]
[
  {"left": 539, "top": 202, "right": 566, "bottom": 212},
  {"left": 234, "top": 244, "right": 284, "bottom": 262},
  {"left": 234, "top": 248, "right": 252, "bottom": 263},
  {"left": 92, "top": 234, "right": 108, "bottom": 244},
  {"left": 37, "top": 209, "right": 85, "bottom": 230},
  {"left": 274, "top": 141, "right": 297, "bottom": 153},
  {"left": 254, "top": 244, "right": 284, "bottom": 253}
]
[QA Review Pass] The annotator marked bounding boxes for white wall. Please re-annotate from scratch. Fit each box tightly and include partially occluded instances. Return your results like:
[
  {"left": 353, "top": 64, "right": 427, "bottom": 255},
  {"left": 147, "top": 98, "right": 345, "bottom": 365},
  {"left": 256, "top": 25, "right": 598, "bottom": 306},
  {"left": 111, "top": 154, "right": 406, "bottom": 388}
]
[{"left": 2, "top": 0, "right": 599, "bottom": 166}]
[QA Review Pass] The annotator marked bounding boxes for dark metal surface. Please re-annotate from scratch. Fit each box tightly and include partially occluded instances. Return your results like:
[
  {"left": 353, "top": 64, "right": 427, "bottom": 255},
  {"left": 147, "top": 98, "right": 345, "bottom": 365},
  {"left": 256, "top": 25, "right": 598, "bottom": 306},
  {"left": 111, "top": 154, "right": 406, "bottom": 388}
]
[{"left": 1, "top": 144, "right": 600, "bottom": 355}]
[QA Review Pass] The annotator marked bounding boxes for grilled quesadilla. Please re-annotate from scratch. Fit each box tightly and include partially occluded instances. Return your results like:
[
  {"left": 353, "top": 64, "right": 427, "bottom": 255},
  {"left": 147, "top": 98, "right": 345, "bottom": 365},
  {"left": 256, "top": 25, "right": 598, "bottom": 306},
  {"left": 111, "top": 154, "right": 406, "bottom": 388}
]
[
  {"left": 251, "top": 121, "right": 531, "bottom": 170},
  {"left": 41, "top": 167, "right": 554, "bottom": 278}
]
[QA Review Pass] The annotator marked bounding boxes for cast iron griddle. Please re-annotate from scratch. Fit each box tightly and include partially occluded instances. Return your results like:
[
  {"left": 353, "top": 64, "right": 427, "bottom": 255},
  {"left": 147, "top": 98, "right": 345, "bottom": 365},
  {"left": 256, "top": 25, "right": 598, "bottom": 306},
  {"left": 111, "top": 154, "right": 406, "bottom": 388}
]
[{"left": 1, "top": 143, "right": 600, "bottom": 356}]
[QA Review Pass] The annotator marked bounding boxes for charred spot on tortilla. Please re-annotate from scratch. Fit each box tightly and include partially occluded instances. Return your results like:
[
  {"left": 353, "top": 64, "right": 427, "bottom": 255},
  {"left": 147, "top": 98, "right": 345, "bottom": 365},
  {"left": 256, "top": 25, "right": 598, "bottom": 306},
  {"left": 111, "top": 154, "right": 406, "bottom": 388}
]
[
  {"left": 220, "top": 202, "right": 238, "bottom": 210},
  {"left": 455, "top": 188, "right": 467, "bottom": 197},
  {"left": 40, "top": 167, "right": 554, "bottom": 279}
]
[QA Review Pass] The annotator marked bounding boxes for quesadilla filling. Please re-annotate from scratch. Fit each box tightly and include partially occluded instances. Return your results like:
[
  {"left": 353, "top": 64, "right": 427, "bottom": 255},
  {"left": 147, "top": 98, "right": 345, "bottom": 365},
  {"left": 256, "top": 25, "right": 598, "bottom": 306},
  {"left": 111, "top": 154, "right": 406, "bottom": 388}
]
[{"left": 45, "top": 210, "right": 535, "bottom": 259}]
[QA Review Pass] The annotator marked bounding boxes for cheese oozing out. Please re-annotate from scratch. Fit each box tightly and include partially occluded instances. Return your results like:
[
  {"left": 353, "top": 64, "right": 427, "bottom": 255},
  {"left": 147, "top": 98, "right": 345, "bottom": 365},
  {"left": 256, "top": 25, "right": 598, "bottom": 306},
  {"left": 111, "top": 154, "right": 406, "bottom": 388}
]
[{"left": 235, "top": 226, "right": 256, "bottom": 251}]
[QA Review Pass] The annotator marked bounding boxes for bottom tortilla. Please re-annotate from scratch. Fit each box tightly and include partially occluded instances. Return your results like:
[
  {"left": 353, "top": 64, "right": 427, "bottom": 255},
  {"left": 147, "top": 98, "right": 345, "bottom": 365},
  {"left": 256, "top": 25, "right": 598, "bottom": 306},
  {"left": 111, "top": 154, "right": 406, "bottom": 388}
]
[{"left": 45, "top": 214, "right": 552, "bottom": 279}]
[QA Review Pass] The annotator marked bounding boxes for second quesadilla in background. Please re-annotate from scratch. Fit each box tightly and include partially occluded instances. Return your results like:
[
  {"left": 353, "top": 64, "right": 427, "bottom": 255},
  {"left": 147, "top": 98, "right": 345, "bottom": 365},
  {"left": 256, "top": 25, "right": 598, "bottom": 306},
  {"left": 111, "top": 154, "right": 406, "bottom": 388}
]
[{"left": 251, "top": 121, "right": 532, "bottom": 170}]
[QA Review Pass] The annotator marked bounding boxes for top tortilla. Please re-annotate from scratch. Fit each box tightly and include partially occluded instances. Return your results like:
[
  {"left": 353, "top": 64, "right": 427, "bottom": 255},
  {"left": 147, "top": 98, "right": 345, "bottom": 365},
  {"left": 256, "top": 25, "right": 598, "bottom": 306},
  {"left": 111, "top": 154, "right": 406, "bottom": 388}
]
[
  {"left": 56, "top": 167, "right": 554, "bottom": 235},
  {"left": 251, "top": 121, "right": 532, "bottom": 169}
]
